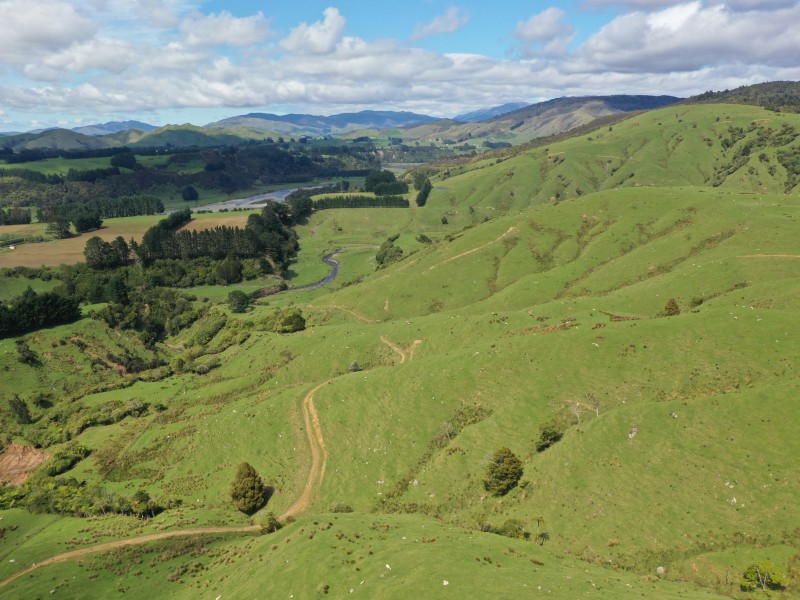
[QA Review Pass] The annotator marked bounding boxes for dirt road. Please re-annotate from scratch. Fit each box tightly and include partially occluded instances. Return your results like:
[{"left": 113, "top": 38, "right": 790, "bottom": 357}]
[{"left": 0, "top": 379, "right": 330, "bottom": 590}]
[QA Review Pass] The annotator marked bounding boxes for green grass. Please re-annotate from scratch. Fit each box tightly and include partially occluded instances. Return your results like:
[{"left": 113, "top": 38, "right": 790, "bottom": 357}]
[
  {"left": 0, "top": 275, "right": 58, "bottom": 300},
  {"left": 0, "top": 156, "right": 114, "bottom": 175},
  {"left": 2, "top": 103, "right": 800, "bottom": 598},
  {"left": 0, "top": 513, "right": 730, "bottom": 600}
]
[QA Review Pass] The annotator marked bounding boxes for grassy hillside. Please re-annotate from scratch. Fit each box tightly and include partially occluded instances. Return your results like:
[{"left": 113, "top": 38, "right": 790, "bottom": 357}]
[
  {"left": 425, "top": 103, "right": 800, "bottom": 220},
  {"left": 0, "top": 130, "right": 117, "bottom": 152},
  {"left": 688, "top": 81, "right": 800, "bottom": 113},
  {"left": 1, "top": 102, "right": 799, "bottom": 598}
]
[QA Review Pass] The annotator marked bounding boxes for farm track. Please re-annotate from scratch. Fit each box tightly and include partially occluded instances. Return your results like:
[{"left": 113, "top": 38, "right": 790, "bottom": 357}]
[
  {"left": 0, "top": 378, "right": 332, "bottom": 591},
  {"left": 280, "top": 381, "right": 330, "bottom": 519},
  {"left": 380, "top": 336, "right": 422, "bottom": 364},
  {"left": 0, "top": 526, "right": 259, "bottom": 590},
  {"left": 426, "top": 226, "right": 518, "bottom": 272},
  {"left": 0, "top": 252, "right": 425, "bottom": 590}
]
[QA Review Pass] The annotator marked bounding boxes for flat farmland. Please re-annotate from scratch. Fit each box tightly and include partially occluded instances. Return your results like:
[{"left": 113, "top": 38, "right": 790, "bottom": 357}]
[
  {"left": 0, "top": 212, "right": 254, "bottom": 268},
  {"left": 177, "top": 213, "right": 252, "bottom": 231}
]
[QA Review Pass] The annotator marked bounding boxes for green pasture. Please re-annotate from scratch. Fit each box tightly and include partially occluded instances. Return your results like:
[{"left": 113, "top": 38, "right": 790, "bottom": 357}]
[
  {"left": 0, "top": 156, "right": 114, "bottom": 175},
  {"left": 0, "top": 512, "right": 730, "bottom": 600},
  {"left": 0, "top": 275, "right": 58, "bottom": 300},
  {"left": 1, "top": 102, "right": 800, "bottom": 598}
]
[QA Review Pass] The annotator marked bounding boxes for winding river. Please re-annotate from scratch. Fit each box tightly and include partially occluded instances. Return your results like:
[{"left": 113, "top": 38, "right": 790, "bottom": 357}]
[{"left": 287, "top": 253, "right": 340, "bottom": 292}]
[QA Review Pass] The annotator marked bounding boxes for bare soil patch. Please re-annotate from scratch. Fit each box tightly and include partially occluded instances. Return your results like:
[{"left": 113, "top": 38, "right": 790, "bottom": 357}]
[{"left": 0, "top": 443, "right": 50, "bottom": 486}]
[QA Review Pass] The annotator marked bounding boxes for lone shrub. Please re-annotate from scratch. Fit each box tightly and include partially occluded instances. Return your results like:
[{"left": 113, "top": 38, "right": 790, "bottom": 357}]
[
  {"left": 230, "top": 462, "right": 269, "bottom": 514},
  {"left": 278, "top": 310, "right": 306, "bottom": 333},
  {"left": 740, "top": 560, "right": 786, "bottom": 591},
  {"left": 260, "top": 512, "right": 283, "bottom": 534},
  {"left": 8, "top": 395, "right": 32, "bottom": 425},
  {"left": 483, "top": 447, "right": 523, "bottom": 496},
  {"left": 495, "top": 518, "right": 529, "bottom": 540},
  {"left": 228, "top": 290, "right": 250, "bottom": 313},
  {"left": 536, "top": 420, "right": 566, "bottom": 452},
  {"left": 662, "top": 298, "right": 681, "bottom": 316}
]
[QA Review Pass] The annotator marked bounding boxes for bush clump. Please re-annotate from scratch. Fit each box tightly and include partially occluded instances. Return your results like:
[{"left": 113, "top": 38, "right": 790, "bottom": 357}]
[
  {"left": 740, "top": 560, "right": 786, "bottom": 591},
  {"left": 230, "top": 462, "right": 270, "bottom": 514},
  {"left": 483, "top": 447, "right": 524, "bottom": 496}
]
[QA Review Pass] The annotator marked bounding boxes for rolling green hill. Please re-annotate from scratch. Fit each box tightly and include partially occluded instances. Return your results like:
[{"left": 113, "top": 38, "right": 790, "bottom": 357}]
[
  {"left": 0, "top": 129, "right": 118, "bottom": 152},
  {"left": 1, "top": 101, "right": 799, "bottom": 599},
  {"left": 688, "top": 80, "right": 800, "bottom": 113}
]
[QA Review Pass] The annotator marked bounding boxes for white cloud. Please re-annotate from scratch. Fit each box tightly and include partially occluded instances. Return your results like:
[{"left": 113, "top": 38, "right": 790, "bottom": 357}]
[
  {"left": 138, "top": 0, "right": 182, "bottom": 27},
  {"left": 87, "top": 0, "right": 193, "bottom": 27},
  {"left": 514, "top": 7, "right": 574, "bottom": 57},
  {"left": 180, "top": 10, "right": 272, "bottom": 48},
  {"left": 0, "top": 0, "right": 96, "bottom": 63},
  {"left": 280, "top": 7, "right": 345, "bottom": 55},
  {"left": 137, "top": 42, "right": 207, "bottom": 71},
  {"left": 573, "top": 2, "right": 800, "bottom": 73},
  {"left": 410, "top": 7, "right": 470, "bottom": 41},
  {"left": 23, "top": 37, "right": 136, "bottom": 81},
  {"left": 708, "top": 0, "right": 797, "bottom": 10},
  {"left": 2, "top": 2, "right": 799, "bottom": 126}
]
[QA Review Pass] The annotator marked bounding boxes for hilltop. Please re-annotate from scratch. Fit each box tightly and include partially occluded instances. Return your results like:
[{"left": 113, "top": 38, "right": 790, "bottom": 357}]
[
  {"left": 0, "top": 99, "right": 799, "bottom": 598},
  {"left": 688, "top": 80, "right": 800, "bottom": 113}
]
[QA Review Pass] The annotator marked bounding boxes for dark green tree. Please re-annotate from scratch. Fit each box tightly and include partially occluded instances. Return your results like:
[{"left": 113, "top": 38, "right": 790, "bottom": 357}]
[
  {"left": 415, "top": 178, "right": 432, "bottom": 207},
  {"left": 376, "top": 236, "right": 403, "bottom": 269},
  {"left": 46, "top": 219, "right": 71, "bottom": 239},
  {"left": 277, "top": 310, "right": 306, "bottom": 333},
  {"left": 741, "top": 560, "right": 786, "bottom": 591},
  {"left": 71, "top": 209, "right": 102, "bottom": 233},
  {"left": 110, "top": 152, "right": 139, "bottom": 170},
  {"left": 364, "top": 169, "right": 397, "bottom": 192},
  {"left": 230, "top": 462, "right": 269, "bottom": 514},
  {"left": 412, "top": 171, "right": 429, "bottom": 191},
  {"left": 215, "top": 255, "right": 243, "bottom": 284},
  {"left": 84, "top": 236, "right": 115, "bottom": 269},
  {"left": 8, "top": 395, "right": 32, "bottom": 424},
  {"left": 536, "top": 420, "right": 566, "bottom": 452},
  {"left": 483, "top": 447, "right": 523, "bottom": 496},
  {"left": 228, "top": 290, "right": 250, "bottom": 313},
  {"left": 182, "top": 185, "right": 199, "bottom": 201}
]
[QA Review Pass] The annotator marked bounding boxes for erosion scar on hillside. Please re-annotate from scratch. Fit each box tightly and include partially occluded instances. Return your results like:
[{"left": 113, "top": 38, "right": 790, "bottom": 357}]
[{"left": 0, "top": 443, "right": 50, "bottom": 486}]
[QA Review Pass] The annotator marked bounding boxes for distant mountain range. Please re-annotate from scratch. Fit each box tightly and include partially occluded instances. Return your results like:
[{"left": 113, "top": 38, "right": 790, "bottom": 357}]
[
  {"left": 72, "top": 120, "right": 157, "bottom": 136},
  {"left": 348, "top": 95, "right": 682, "bottom": 145},
  {"left": 0, "top": 97, "right": 682, "bottom": 152},
  {"left": 454, "top": 103, "right": 530, "bottom": 123},
  {"left": 205, "top": 110, "right": 439, "bottom": 137}
]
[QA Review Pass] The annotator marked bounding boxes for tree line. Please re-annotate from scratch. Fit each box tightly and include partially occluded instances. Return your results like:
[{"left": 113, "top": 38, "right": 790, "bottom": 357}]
[
  {"left": 132, "top": 205, "right": 299, "bottom": 268},
  {"left": 0, "top": 287, "right": 81, "bottom": 338},
  {"left": 0, "top": 207, "right": 32, "bottom": 225}
]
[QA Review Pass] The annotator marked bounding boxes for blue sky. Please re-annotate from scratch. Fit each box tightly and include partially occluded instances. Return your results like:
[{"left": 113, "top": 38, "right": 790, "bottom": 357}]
[{"left": 0, "top": 0, "right": 798, "bottom": 131}]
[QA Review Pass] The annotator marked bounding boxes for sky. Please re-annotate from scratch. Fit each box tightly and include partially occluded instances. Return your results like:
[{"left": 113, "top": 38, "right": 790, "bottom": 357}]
[{"left": 0, "top": 0, "right": 798, "bottom": 131}]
